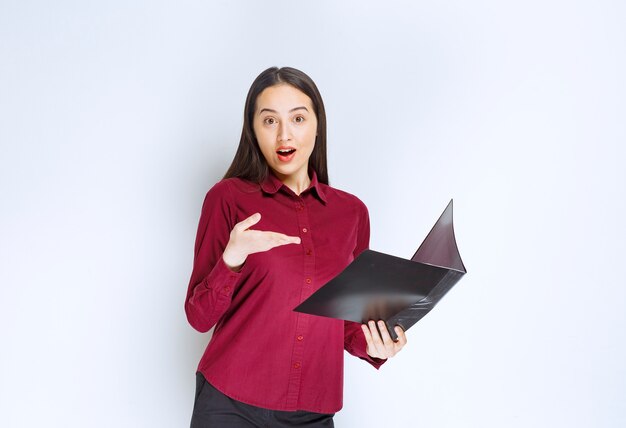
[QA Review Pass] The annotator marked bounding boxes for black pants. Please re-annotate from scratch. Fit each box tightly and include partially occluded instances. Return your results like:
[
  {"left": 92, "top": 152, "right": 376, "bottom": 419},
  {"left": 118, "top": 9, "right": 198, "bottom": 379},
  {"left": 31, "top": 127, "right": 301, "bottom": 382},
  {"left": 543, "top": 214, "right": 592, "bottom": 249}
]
[{"left": 190, "top": 372, "right": 335, "bottom": 428}]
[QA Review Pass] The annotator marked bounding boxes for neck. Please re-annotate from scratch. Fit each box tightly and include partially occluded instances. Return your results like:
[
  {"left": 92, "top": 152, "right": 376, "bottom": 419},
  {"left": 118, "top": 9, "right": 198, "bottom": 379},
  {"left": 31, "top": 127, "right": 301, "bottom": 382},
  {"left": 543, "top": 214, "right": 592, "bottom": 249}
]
[{"left": 272, "top": 169, "right": 311, "bottom": 196}]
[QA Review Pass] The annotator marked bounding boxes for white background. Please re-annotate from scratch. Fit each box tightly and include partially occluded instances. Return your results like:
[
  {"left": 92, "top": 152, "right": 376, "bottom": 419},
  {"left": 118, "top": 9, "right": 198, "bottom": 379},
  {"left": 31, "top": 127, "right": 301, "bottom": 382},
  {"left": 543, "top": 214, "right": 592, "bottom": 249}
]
[{"left": 1, "top": 1, "right": 625, "bottom": 427}]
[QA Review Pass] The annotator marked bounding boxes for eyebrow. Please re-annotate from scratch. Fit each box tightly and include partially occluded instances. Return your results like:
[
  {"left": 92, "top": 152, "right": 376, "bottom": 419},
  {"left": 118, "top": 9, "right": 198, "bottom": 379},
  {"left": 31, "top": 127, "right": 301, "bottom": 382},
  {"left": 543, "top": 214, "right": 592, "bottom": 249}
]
[{"left": 258, "top": 106, "right": 309, "bottom": 115}]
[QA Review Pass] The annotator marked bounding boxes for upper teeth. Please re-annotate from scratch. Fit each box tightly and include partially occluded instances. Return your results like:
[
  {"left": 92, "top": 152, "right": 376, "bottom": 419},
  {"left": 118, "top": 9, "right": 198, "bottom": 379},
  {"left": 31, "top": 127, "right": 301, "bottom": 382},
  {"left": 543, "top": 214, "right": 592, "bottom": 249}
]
[{"left": 278, "top": 149, "right": 293, "bottom": 153}]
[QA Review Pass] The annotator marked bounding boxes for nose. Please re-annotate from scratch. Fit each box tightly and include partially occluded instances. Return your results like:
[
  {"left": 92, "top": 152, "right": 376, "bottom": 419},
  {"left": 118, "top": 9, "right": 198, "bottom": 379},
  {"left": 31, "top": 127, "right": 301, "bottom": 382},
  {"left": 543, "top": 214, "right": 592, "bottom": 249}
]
[{"left": 277, "top": 120, "right": 291, "bottom": 142}]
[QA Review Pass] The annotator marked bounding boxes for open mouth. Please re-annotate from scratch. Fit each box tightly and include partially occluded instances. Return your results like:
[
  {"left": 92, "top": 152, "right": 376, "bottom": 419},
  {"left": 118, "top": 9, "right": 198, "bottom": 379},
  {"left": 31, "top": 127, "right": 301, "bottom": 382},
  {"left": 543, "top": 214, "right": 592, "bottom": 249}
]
[{"left": 276, "top": 147, "right": 296, "bottom": 162}]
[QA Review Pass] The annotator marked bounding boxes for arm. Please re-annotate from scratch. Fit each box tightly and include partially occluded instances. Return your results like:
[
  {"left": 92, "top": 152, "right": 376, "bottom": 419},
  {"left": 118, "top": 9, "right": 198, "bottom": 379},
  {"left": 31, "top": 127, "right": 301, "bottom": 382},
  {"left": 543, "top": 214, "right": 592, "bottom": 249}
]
[
  {"left": 184, "top": 181, "right": 301, "bottom": 333},
  {"left": 343, "top": 200, "right": 388, "bottom": 369},
  {"left": 184, "top": 181, "right": 241, "bottom": 333}
]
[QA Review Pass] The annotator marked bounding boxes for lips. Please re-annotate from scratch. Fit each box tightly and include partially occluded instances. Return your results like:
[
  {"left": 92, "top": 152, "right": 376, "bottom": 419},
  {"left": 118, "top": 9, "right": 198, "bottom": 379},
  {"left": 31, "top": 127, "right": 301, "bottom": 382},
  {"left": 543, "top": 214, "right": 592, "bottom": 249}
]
[{"left": 276, "top": 146, "right": 296, "bottom": 162}]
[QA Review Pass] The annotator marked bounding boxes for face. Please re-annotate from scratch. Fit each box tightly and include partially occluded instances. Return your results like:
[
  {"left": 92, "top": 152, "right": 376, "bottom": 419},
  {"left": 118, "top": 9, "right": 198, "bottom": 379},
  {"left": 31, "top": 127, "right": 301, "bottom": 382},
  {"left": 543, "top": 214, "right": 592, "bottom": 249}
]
[{"left": 253, "top": 84, "right": 318, "bottom": 184}]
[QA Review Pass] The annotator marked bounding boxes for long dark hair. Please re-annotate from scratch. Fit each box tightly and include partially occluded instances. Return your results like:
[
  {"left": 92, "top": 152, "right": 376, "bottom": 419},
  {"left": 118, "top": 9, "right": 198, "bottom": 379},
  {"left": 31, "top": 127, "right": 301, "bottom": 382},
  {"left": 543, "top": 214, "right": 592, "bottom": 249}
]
[{"left": 223, "top": 66, "right": 329, "bottom": 185}]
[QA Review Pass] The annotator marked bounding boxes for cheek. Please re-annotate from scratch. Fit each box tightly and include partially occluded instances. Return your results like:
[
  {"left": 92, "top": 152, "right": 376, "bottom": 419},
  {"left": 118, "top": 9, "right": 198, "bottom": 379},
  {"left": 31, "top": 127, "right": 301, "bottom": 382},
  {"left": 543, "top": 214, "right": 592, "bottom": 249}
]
[
  {"left": 300, "top": 126, "right": 317, "bottom": 148},
  {"left": 254, "top": 131, "right": 275, "bottom": 157},
  {"left": 308, "top": 133, "right": 318, "bottom": 152},
  {"left": 258, "top": 145, "right": 275, "bottom": 164}
]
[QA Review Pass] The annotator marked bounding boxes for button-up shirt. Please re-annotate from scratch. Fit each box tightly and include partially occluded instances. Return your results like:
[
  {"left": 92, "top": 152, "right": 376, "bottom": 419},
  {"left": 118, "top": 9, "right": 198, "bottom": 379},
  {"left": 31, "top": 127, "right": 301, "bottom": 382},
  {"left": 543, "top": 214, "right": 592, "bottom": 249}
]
[{"left": 185, "top": 170, "right": 386, "bottom": 414}]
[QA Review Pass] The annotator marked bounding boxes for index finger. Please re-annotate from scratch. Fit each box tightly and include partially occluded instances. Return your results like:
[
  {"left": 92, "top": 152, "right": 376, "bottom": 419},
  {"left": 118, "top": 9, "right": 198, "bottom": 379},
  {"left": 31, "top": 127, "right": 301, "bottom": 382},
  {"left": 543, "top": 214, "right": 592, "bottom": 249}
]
[{"left": 235, "top": 212, "right": 261, "bottom": 231}]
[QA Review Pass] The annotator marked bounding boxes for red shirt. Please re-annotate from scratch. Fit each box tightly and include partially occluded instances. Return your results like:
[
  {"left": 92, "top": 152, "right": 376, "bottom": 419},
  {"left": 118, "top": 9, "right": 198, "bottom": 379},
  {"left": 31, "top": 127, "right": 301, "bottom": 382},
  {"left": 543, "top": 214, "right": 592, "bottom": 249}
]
[{"left": 185, "top": 170, "right": 386, "bottom": 414}]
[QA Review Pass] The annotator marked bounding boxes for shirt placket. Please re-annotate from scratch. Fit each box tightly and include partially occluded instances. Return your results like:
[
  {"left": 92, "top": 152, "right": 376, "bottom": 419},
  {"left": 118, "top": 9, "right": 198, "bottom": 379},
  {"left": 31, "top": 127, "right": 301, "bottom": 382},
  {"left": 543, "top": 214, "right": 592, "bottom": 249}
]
[{"left": 285, "top": 195, "right": 315, "bottom": 409}]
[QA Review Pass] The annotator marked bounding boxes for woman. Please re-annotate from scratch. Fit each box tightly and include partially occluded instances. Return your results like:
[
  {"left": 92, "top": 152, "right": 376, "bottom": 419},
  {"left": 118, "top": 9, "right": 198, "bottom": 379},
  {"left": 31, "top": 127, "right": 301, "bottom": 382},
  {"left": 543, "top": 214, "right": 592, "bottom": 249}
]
[{"left": 185, "top": 66, "right": 407, "bottom": 427}]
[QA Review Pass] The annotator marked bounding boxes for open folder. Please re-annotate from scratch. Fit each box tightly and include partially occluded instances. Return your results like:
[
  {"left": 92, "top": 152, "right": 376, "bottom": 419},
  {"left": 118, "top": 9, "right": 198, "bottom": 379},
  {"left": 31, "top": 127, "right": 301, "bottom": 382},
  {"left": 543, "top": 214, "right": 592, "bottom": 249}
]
[{"left": 293, "top": 199, "right": 467, "bottom": 341}]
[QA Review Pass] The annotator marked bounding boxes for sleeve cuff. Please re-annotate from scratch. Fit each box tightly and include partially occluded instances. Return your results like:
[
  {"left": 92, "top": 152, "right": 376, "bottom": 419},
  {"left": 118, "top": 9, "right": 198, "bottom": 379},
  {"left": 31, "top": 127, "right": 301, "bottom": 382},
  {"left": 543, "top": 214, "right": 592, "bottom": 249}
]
[
  {"left": 203, "top": 255, "right": 242, "bottom": 297},
  {"left": 348, "top": 327, "right": 388, "bottom": 370}
]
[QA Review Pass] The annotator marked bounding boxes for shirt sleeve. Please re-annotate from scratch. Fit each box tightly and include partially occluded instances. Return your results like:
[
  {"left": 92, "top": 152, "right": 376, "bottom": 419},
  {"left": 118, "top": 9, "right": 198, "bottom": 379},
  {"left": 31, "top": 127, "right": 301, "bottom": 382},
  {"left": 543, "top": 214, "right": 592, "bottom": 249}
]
[
  {"left": 343, "top": 198, "right": 388, "bottom": 369},
  {"left": 184, "top": 180, "right": 243, "bottom": 333}
]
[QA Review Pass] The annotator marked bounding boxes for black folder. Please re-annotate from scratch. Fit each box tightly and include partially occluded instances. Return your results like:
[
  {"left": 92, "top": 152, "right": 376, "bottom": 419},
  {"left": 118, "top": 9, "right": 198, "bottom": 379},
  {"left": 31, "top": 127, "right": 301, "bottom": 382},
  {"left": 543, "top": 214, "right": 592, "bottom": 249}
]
[{"left": 293, "top": 199, "right": 467, "bottom": 341}]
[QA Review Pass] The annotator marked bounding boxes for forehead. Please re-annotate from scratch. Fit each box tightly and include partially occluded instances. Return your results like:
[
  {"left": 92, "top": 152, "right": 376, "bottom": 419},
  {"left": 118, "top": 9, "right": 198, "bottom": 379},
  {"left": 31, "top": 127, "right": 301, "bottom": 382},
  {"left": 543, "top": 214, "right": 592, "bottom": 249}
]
[{"left": 255, "top": 84, "right": 314, "bottom": 112}]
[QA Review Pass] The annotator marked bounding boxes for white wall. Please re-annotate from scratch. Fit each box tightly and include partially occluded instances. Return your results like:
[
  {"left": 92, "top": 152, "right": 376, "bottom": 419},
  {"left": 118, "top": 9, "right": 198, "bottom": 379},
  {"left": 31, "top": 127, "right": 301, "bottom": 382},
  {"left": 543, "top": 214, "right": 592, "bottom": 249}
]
[{"left": 1, "top": 1, "right": 624, "bottom": 426}]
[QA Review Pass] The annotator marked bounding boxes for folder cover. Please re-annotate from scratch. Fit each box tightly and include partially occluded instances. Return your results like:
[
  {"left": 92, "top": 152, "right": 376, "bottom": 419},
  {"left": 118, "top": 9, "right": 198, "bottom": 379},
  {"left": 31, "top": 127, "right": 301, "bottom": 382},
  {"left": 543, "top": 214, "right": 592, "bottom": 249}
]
[{"left": 293, "top": 199, "right": 467, "bottom": 341}]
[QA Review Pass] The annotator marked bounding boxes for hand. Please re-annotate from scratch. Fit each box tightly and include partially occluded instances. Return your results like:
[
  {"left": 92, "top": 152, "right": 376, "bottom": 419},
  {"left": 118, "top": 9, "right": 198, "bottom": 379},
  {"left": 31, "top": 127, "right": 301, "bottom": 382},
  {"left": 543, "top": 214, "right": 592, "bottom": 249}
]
[
  {"left": 222, "top": 213, "right": 301, "bottom": 271},
  {"left": 361, "top": 320, "right": 407, "bottom": 360}
]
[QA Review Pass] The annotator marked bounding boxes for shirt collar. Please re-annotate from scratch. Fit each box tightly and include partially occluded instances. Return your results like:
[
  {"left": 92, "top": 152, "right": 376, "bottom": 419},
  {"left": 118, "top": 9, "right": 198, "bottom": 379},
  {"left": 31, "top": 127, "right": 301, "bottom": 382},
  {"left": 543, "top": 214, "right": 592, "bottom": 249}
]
[{"left": 260, "top": 168, "right": 327, "bottom": 204}]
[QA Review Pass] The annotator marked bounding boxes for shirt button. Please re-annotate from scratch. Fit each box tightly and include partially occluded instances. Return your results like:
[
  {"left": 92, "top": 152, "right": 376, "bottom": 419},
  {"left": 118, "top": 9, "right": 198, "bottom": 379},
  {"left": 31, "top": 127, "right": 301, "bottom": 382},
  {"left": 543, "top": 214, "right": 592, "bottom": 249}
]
[
  {"left": 297, "top": 335, "right": 304, "bottom": 341},
  {"left": 223, "top": 286, "right": 231, "bottom": 293},
  {"left": 306, "top": 249, "right": 312, "bottom": 256},
  {"left": 294, "top": 362, "right": 301, "bottom": 369},
  {"left": 305, "top": 278, "right": 312, "bottom": 284},
  {"left": 302, "top": 227, "right": 308, "bottom": 233}
]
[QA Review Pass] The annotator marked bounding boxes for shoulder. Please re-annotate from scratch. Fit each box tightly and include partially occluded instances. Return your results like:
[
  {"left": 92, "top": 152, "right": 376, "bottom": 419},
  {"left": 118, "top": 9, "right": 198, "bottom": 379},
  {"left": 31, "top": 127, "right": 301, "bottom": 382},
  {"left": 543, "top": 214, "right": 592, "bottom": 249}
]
[
  {"left": 205, "top": 177, "right": 261, "bottom": 200},
  {"left": 199, "top": 178, "right": 261, "bottom": 226}
]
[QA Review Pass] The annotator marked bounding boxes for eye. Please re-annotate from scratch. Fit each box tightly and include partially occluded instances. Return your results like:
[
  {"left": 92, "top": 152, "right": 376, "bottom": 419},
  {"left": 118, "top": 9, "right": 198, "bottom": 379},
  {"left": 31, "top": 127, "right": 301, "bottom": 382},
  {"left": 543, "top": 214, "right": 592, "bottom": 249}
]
[
  {"left": 263, "top": 117, "right": 276, "bottom": 125},
  {"left": 294, "top": 116, "right": 305, "bottom": 123}
]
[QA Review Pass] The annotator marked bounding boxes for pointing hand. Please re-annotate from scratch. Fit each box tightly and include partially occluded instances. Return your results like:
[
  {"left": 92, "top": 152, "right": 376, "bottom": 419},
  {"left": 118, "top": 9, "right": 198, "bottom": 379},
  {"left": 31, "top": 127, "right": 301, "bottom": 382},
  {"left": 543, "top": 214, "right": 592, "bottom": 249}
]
[{"left": 222, "top": 213, "right": 301, "bottom": 271}]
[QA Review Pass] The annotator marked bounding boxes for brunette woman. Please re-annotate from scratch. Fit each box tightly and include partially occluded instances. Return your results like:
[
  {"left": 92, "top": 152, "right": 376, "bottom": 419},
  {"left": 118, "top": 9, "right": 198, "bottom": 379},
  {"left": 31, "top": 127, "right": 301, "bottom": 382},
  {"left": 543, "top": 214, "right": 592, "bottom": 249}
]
[{"left": 186, "top": 66, "right": 407, "bottom": 427}]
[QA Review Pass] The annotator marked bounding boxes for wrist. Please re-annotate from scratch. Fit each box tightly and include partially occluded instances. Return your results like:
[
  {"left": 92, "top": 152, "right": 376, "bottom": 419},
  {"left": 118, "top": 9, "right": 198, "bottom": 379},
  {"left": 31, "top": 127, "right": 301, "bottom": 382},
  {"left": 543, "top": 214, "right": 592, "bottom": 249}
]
[{"left": 222, "top": 246, "right": 246, "bottom": 272}]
